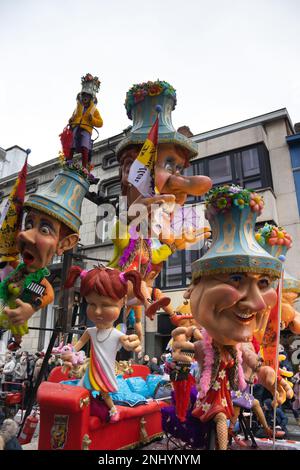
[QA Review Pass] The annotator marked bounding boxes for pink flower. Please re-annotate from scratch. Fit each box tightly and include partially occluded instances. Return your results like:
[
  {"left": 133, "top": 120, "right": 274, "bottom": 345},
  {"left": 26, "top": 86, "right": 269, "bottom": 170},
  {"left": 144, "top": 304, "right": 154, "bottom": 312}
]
[
  {"left": 133, "top": 89, "right": 147, "bottom": 103},
  {"left": 268, "top": 227, "right": 293, "bottom": 247},
  {"left": 249, "top": 193, "right": 264, "bottom": 214}
]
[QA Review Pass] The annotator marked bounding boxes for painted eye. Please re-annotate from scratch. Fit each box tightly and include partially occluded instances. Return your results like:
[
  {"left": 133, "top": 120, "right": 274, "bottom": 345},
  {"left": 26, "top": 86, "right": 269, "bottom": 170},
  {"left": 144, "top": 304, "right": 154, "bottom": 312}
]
[
  {"left": 40, "top": 225, "right": 50, "bottom": 235},
  {"left": 25, "top": 221, "right": 33, "bottom": 230},
  {"left": 229, "top": 274, "right": 243, "bottom": 286},
  {"left": 165, "top": 162, "right": 174, "bottom": 173},
  {"left": 258, "top": 278, "right": 271, "bottom": 289}
]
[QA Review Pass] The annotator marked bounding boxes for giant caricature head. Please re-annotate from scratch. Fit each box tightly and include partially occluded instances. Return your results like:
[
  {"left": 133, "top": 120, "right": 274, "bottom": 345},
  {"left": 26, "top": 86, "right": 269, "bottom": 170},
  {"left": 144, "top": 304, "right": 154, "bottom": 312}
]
[
  {"left": 21, "top": 168, "right": 89, "bottom": 272},
  {"left": 185, "top": 186, "right": 282, "bottom": 346},
  {"left": 16, "top": 210, "right": 79, "bottom": 273},
  {"left": 117, "top": 80, "right": 212, "bottom": 206}
]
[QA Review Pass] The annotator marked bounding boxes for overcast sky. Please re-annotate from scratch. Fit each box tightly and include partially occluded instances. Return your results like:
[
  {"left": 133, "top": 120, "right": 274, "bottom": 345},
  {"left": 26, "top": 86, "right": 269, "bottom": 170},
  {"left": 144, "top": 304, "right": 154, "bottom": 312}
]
[{"left": 1, "top": 0, "right": 300, "bottom": 165}]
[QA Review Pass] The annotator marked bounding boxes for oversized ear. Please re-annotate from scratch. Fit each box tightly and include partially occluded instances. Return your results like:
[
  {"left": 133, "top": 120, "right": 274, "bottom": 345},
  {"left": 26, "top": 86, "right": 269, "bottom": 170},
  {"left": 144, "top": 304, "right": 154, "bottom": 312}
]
[
  {"left": 183, "top": 284, "right": 194, "bottom": 300},
  {"left": 56, "top": 233, "right": 79, "bottom": 255}
]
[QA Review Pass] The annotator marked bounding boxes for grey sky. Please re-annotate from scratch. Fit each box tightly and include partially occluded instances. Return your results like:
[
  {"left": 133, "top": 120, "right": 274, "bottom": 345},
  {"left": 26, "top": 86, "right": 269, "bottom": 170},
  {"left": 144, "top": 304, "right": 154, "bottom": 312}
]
[{"left": 1, "top": 0, "right": 299, "bottom": 165}]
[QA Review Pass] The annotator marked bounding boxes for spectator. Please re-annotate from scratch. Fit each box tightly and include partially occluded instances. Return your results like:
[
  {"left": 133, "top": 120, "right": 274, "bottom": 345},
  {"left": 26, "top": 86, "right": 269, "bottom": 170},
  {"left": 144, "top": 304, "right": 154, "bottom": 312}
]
[
  {"left": 263, "top": 398, "right": 288, "bottom": 436},
  {"left": 32, "top": 353, "right": 45, "bottom": 385},
  {"left": 291, "top": 364, "right": 300, "bottom": 425},
  {"left": 27, "top": 354, "right": 36, "bottom": 381},
  {"left": 149, "top": 357, "right": 163, "bottom": 375},
  {"left": 142, "top": 355, "right": 150, "bottom": 366},
  {"left": 0, "top": 419, "right": 22, "bottom": 450},
  {"left": 2, "top": 352, "right": 16, "bottom": 386},
  {"left": 13, "top": 353, "right": 28, "bottom": 382}
]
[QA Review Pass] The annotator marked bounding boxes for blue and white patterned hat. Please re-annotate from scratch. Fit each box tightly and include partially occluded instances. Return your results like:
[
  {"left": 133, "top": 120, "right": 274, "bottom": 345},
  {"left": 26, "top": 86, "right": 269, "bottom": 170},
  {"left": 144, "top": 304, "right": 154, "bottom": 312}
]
[
  {"left": 116, "top": 80, "right": 198, "bottom": 159},
  {"left": 192, "top": 185, "right": 282, "bottom": 280}
]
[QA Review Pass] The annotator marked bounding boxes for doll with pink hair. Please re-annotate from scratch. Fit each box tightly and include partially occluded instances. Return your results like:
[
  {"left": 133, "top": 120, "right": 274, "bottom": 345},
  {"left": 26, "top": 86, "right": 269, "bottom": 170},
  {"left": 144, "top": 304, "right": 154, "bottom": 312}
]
[{"left": 63, "top": 266, "right": 143, "bottom": 423}]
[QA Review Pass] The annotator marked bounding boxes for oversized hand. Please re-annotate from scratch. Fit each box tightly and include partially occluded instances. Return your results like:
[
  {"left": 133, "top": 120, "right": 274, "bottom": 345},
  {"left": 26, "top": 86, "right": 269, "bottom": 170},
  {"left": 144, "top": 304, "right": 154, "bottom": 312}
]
[
  {"left": 4, "top": 299, "right": 35, "bottom": 325},
  {"left": 122, "top": 334, "right": 142, "bottom": 353},
  {"left": 161, "top": 226, "right": 211, "bottom": 251},
  {"left": 171, "top": 326, "right": 195, "bottom": 363},
  {"left": 61, "top": 352, "right": 74, "bottom": 373},
  {"left": 258, "top": 365, "right": 294, "bottom": 406}
]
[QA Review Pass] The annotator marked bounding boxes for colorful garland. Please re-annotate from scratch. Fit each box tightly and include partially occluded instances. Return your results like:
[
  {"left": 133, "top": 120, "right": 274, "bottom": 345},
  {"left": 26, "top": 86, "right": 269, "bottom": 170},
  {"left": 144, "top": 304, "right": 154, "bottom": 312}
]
[
  {"left": 118, "top": 227, "right": 152, "bottom": 274},
  {"left": 58, "top": 152, "right": 94, "bottom": 181},
  {"left": 205, "top": 184, "right": 264, "bottom": 216},
  {"left": 81, "top": 73, "right": 101, "bottom": 93},
  {"left": 255, "top": 223, "right": 292, "bottom": 248},
  {"left": 125, "top": 80, "right": 177, "bottom": 119},
  {"left": 197, "top": 329, "right": 246, "bottom": 400}
]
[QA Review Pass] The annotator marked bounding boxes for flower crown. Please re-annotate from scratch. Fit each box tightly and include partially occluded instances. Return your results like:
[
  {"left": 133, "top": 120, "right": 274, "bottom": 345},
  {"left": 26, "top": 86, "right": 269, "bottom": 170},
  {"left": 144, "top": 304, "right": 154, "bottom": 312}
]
[
  {"left": 125, "top": 80, "right": 177, "bottom": 119},
  {"left": 58, "top": 152, "right": 94, "bottom": 181},
  {"left": 255, "top": 223, "right": 292, "bottom": 248},
  {"left": 205, "top": 184, "right": 264, "bottom": 217},
  {"left": 81, "top": 73, "right": 101, "bottom": 93}
]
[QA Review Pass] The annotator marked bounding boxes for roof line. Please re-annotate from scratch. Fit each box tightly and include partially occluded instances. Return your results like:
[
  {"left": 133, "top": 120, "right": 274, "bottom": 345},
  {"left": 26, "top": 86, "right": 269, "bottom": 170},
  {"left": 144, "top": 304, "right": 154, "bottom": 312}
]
[{"left": 192, "top": 108, "right": 294, "bottom": 142}]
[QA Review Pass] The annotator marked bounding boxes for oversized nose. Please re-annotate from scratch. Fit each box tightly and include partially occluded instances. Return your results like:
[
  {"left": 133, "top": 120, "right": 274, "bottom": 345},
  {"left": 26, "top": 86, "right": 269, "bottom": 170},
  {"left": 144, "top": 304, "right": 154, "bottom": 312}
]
[
  {"left": 17, "top": 228, "right": 36, "bottom": 246},
  {"left": 168, "top": 175, "right": 212, "bottom": 196},
  {"left": 157, "top": 173, "right": 212, "bottom": 197},
  {"left": 238, "top": 282, "right": 267, "bottom": 313},
  {"left": 95, "top": 305, "right": 102, "bottom": 315}
]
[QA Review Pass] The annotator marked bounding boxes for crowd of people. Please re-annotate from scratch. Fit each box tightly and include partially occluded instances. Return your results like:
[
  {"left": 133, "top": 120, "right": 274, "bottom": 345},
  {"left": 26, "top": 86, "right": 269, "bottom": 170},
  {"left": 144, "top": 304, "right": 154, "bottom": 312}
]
[{"left": 0, "top": 350, "right": 62, "bottom": 389}]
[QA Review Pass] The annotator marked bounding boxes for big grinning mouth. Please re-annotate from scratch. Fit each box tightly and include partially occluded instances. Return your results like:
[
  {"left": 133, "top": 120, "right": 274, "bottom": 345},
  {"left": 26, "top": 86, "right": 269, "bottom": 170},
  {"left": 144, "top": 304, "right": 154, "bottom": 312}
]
[{"left": 234, "top": 311, "right": 255, "bottom": 323}]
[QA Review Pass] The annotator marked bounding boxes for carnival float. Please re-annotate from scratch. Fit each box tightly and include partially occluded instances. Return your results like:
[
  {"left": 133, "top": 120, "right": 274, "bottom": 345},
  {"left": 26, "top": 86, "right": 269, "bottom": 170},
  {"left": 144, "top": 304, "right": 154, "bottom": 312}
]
[{"left": 0, "top": 74, "right": 299, "bottom": 451}]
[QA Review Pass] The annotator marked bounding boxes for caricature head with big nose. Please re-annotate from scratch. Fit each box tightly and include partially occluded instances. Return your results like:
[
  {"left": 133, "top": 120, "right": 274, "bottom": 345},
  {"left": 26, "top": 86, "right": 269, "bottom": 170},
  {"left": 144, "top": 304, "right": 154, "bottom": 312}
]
[
  {"left": 17, "top": 210, "right": 78, "bottom": 273},
  {"left": 185, "top": 185, "right": 282, "bottom": 346},
  {"left": 20, "top": 168, "right": 89, "bottom": 273},
  {"left": 117, "top": 80, "right": 212, "bottom": 206}
]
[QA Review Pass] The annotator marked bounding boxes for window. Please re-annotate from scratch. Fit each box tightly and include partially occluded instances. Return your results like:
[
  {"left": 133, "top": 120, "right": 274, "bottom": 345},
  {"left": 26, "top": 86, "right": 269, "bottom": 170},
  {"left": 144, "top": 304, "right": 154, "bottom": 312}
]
[
  {"left": 102, "top": 152, "right": 118, "bottom": 169},
  {"left": 208, "top": 155, "right": 232, "bottom": 184},
  {"left": 185, "top": 143, "right": 272, "bottom": 205},
  {"left": 241, "top": 148, "right": 260, "bottom": 177},
  {"left": 106, "top": 182, "right": 121, "bottom": 197},
  {"left": 156, "top": 243, "right": 207, "bottom": 290}
]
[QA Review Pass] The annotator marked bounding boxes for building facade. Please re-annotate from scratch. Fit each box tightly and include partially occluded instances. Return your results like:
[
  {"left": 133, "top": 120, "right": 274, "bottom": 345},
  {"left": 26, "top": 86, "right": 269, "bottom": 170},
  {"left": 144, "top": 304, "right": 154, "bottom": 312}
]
[{"left": 0, "top": 108, "right": 299, "bottom": 357}]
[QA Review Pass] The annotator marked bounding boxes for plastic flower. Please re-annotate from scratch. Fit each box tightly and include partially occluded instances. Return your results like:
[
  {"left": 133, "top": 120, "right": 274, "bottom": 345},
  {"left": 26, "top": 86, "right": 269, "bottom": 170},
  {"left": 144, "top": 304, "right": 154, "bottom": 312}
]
[
  {"left": 268, "top": 227, "right": 293, "bottom": 247},
  {"left": 133, "top": 88, "right": 147, "bottom": 103},
  {"left": 233, "top": 197, "right": 246, "bottom": 209},
  {"left": 148, "top": 83, "right": 163, "bottom": 96},
  {"left": 249, "top": 193, "right": 264, "bottom": 213},
  {"left": 255, "top": 232, "right": 265, "bottom": 245},
  {"left": 228, "top": 185, "right": 241, "bottom": 194},
  {"left": 216, "top": 197, "right": 229, "bottom": 210}
]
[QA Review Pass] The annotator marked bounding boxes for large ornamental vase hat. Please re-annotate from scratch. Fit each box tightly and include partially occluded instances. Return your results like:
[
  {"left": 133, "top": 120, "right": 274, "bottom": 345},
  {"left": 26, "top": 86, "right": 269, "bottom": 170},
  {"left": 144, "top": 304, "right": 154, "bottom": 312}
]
[
  {"left": 116, "top": 79, "right": 198, "bottom": 160},
  {"left": 80, "top": 73, "right": 101, "bottom": 98},
  {"left": 192, "top": 185, "right": 282, "bottom": 281},
  {"left": 256, "top": 223, "right": 300, "bottom": 293},
  {"left": 24, "top": 168, "right": 89, "bottom": 233}
]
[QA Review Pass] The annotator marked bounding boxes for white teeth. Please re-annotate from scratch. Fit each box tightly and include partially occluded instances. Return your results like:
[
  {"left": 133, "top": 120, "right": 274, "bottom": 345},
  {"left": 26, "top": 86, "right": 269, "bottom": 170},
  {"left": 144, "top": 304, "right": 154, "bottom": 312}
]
[{"left": 235, "top": 312, "right": 254, "bottom": 320}]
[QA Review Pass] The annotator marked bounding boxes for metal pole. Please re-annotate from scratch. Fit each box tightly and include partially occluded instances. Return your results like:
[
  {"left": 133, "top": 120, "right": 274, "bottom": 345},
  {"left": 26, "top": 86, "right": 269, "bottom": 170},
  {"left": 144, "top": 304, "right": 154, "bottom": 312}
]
[{"left": 272, "top": 270, "right": 284, "bottom": 449}]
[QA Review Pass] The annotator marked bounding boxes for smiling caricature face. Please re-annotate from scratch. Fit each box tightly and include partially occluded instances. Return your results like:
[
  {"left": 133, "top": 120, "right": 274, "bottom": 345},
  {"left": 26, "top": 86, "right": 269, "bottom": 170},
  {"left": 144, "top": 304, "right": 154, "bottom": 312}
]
[
  {"left": 185, "top": 272, "right": 278, "bottom": 346},
  {"left": 85, "top": 291, "right": 123, "bottom": 329}
]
